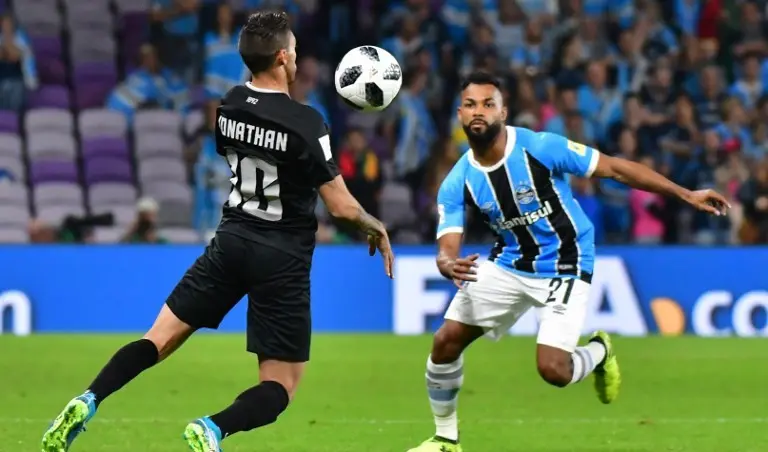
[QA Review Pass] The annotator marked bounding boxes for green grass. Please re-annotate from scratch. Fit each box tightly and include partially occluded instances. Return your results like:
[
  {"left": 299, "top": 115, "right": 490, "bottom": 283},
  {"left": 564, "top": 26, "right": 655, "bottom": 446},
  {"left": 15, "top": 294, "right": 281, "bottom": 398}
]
[{"left": 1, "top": 335, "right": 767, "bottom": 451}]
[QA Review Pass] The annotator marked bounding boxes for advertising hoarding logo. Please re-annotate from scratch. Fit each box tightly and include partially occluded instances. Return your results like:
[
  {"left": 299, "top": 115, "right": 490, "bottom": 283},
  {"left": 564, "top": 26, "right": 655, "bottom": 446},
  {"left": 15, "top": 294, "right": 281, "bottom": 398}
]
[{"left": 0, "top": 290, "right": 32, "bottom": 336}]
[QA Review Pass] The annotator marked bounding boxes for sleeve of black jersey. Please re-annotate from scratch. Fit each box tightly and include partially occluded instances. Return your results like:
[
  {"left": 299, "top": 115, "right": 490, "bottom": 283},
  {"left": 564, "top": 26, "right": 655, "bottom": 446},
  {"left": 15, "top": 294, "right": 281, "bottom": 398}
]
[{"left": 305, "top": 121, "right": 340, "bottom": 187}]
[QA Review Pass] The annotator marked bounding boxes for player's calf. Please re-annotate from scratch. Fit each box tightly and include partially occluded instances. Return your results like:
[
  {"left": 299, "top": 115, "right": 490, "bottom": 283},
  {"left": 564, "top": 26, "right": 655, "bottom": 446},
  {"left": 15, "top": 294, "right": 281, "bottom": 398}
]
[
  {"left": 198, "top": 360, "right": 301, "bottom": 442},
  {"left": 420, "top": 321, "right": 483, "bottom": 443},
  {"left": 536, "top": 341, "right": 607, "bottom": 388}
]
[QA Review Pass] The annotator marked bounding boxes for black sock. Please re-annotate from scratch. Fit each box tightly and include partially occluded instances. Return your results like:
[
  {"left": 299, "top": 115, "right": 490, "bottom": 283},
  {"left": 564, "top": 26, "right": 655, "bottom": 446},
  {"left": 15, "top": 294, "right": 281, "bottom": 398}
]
[
  {"left": 87, "top": 339, "right": 159, "bottom": 407},
  {"left": 210, "top": 381, "right": 290, "bottom": 438}
]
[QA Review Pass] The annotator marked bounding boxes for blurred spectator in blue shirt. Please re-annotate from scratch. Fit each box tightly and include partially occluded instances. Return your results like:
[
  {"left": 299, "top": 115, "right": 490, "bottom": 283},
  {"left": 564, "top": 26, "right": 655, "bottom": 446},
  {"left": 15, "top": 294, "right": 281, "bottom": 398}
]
[
  {"left": 0, "top": 14, "right": 36, "bottom": 111},
  {"left": 204, "top": 3, "right": 248, "bottom": 100},
  {"left": 578, "top": 17, "right": 611, "bottom": 63},
  {"left": 674, "top": 0, "right": 701, "bottom": 37},
  {"left": 407, "top": 46, "right": 443, "bottom": 113},
  {"left": 608, "top": 26, "right": 649, "bottom": 93},
  {"left": 393, "top": 70, "right": 436, "bottom": 195},
  {"left": 151, "top": 0, "right": 200, "bottom": 83},
  {"left": 715, "top": 97, "right": 755, "bottom": 159},
  {"left": 599, "top": 127, "right": 636, "bottom": 243},
  {"left": 694, "top": 65, "right": 726, "bottom": 129},
  {"left": 460, "top": 20, "right": 497, "bottom": 78},
  {"left": 687, "top": 130, "right": 732, "bottom": 244},
  {"left": 546, "top": 86, "right": 596, "bottom": 143},
  {"left": 193, "top": 100, "right": 230, "bottom": 239},
  {"left": 382, "top": 15, "right": 424, "bottom": 68},
  {"left": 639, "top": 0, "right": 679, "bottom": 61},
  {"left": 639, "top": 63, "right": 677, "bottom": 148},
  {"left": 729, "top": 53, "right": 765, "bottom": 111},
  {"left": 608, "top": 0, "right": 636, "bottom": 30},
  {"left": 493, "top": 0, "right": 526, "bottom": 67},
  {"left": 106, "top": 44, "right": 189, "bottom": 123},
  {"left": 510, "top": 20, "right": 544, "bottom": 78},
  {"left": 659, "top": 94, "right": 700, "bottom": 187},
  {"left": 441, "top": 0, "right": 497, "bottom": 46},
  {"left": 578, "top": 61, "right": 622, "bottom": 143},
  {"left": 583, "top": 0, "right": 609, "bottom": 17}
]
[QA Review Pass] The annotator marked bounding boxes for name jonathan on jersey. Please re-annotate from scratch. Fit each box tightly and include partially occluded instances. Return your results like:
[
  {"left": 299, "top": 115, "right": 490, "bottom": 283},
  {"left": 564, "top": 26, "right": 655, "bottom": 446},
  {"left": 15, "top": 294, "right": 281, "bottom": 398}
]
[
  {"left": 218, "top": 114, "right": 289, "bottom": 152},
  {"left": 491, "top": 200, "right": 553, "bottom": 231}
]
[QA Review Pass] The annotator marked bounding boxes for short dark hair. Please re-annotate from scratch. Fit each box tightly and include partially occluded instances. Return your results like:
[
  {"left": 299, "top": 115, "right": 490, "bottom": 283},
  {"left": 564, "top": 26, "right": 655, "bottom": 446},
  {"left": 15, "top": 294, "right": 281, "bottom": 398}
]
[
  {"left": 238, "top": 11, "right": 291, "bottom": 75},
  {"left": 460, "top": 71, "right": 501, "bottom": 91}
]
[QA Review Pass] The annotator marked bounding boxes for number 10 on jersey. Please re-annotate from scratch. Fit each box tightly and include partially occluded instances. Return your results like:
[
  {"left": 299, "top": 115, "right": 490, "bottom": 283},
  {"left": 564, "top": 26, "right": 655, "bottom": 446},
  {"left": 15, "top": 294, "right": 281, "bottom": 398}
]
[{"left": 227, "top": 152, "right": 283, "bottom": 221}]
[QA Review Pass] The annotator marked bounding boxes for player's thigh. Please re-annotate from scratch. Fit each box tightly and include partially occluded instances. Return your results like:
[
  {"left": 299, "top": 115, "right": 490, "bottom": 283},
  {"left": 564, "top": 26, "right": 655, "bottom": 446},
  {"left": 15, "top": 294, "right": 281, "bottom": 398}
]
[
  {"left": 244, "top": 246, "right": 312, "bottom": 363},
  {"left": 444, "top": 261, "right": 533, "bottom": 341},
  {"left": 165, "top": 232, "right": 248, "bottom": 330},
  {"left": 530, "top": 277, "right": 591, "bottom": 353}
]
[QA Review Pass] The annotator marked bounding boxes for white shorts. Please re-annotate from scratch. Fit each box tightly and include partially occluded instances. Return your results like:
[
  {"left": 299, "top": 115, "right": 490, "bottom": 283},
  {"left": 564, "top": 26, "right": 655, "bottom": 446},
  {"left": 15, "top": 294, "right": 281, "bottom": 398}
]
[{"left": 443, "top": 261, "right": 591, "bottom": 352}]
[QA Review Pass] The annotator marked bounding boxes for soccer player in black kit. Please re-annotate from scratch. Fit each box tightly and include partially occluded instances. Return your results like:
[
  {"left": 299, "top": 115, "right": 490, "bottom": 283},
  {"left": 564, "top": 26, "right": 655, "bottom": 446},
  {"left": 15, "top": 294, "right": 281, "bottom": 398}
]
[{"left": 42, "top": 11, "right": 394, "bottom": 452}]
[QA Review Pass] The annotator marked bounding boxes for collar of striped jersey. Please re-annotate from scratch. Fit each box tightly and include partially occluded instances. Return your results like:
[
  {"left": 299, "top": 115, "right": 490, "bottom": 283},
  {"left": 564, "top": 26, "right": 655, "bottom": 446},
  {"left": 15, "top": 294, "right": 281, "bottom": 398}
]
[
  {"left": 467, "top": 125, "right": 516, "bottom": 173},
  {"left": 245, "top": 81, "right": 291, "bottom": 98}
]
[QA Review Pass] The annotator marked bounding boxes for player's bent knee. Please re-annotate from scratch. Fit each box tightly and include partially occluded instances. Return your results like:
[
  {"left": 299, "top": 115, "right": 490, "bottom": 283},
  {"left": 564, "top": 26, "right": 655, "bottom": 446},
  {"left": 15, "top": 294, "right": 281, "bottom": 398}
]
[
  {"left": 432, "top": 325, "right": 468, "bottom": 364},
  {"left": 536, "top": 343, "right": 574, "bottom": 387},
  {"left": 143, "top": 305, "right": 195, "bottom": 361},
  {"left": 259, "top": 360, "right": 305, "bottom": 400},
  {"left": 536, "top": 360, "right": 571, "bottom": 387}
]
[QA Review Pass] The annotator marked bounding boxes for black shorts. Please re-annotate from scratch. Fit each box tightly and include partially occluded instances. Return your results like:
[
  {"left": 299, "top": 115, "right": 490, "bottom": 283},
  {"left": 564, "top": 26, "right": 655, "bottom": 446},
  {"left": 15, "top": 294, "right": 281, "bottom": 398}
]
[{"left": 165, "top": 231, "right": 311, "bottom": 362}]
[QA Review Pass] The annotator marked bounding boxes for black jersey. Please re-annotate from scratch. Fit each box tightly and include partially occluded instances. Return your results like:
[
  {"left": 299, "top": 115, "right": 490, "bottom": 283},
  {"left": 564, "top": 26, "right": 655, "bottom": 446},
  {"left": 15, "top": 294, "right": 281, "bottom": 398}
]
[{"left": 215, "top": 83, "right": 339, "bottom": 261}]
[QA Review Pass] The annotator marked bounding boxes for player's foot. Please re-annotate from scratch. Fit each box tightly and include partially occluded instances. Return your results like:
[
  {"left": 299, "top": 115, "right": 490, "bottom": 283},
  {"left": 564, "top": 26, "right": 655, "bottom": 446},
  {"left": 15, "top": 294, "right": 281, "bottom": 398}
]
[
  {"left": 41, "top": 391, "right": 97, "bottom": 452},
  {"left": 407, "top": 436, "right": 462, "bottom": 452},
  {"left": 183, "top": 417, "right": 223, "bottom": 452},
  {"left": 589, "top": 330, "right": 621, "bottom": 404}
]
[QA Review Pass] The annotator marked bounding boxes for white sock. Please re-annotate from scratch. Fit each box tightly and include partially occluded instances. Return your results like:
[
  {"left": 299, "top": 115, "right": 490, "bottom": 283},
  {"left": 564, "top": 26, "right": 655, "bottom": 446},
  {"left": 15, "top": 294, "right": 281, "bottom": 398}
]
[
  {"left": 425, "top": 355, "right": 463, "bottom": 441},
  {"left": 569, "top": 341, "right": 606, "bottom": 385}
]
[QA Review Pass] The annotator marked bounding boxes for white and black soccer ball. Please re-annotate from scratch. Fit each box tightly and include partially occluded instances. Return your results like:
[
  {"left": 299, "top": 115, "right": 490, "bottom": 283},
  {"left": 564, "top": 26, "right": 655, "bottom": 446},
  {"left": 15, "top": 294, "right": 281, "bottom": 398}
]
[{"left": 334, "top": 46, "right": 402, "bottom": 112}]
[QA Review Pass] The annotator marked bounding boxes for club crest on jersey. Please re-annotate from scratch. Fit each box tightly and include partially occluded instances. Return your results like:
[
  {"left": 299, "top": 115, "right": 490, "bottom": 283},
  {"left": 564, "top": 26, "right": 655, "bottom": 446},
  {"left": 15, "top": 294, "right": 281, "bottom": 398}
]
[{"left": 515, "top": 184, "right": 535, "bottom": 205}]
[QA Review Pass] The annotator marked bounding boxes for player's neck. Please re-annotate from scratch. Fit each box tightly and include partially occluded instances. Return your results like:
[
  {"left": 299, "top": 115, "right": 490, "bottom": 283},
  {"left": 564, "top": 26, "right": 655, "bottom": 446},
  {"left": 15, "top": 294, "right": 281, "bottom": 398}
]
[
  {"left": 470, "top": 127, "right": 508, "bottom": 168},
  {"left": 248, "top": 74, "right": 289, "bottom": 96}
]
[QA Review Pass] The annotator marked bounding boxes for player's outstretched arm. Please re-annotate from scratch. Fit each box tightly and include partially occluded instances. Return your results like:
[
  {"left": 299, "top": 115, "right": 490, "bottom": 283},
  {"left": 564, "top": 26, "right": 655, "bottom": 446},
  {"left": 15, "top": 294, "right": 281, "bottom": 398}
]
[
  {"left": 592, "top": 154, "right": 731, "bottom": 216},
  {"left": 318, "top": 175, "right": 394, "bottom": 278}
]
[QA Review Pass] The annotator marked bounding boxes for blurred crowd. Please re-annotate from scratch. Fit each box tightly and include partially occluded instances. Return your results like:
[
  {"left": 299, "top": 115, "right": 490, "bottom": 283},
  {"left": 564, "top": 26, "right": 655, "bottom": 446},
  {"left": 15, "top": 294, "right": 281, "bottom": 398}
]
[{"left": 3, "top": 0, "right": 768, "bottom": 245}]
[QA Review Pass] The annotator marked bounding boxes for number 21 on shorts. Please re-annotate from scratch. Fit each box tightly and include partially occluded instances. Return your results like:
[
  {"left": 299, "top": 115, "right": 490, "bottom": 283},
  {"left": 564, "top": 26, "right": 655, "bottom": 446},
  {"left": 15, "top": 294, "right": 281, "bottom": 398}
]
[{"left": 545, "top": 278, "right": 575, "bottom": 306}]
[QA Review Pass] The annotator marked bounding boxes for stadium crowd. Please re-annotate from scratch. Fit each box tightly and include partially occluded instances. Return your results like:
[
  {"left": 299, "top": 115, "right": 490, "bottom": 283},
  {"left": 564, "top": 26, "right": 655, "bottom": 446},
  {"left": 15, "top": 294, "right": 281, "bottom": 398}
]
[{"left": 1, "top": 0, "right": 767, "bottom": 245}]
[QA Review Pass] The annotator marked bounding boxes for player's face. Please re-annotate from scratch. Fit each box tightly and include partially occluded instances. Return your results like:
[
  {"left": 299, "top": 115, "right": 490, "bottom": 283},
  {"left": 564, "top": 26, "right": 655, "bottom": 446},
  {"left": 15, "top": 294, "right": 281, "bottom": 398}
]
[
  {"left": 458, "top": 83, "right": 507, "bottom": 148},
  {"left": 277, "top": 32, "right": 297, "bottom": 84}
]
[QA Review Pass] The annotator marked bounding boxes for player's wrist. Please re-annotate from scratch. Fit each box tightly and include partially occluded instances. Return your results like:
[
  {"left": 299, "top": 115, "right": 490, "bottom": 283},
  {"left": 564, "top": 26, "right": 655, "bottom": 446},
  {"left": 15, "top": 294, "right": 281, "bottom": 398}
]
[{"left": 437, "top": 259, "right": 455, "bottom": 280}]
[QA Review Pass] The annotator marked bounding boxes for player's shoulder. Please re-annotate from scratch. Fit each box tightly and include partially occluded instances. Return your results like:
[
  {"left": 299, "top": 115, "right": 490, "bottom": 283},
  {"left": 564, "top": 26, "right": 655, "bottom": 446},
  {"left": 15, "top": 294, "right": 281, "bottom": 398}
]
[
  {"left": 512, "top": 127, "right": 556, "bottom": 152},
  {"left": 439, "top": 153, "right": 471, "bottom": 192}
]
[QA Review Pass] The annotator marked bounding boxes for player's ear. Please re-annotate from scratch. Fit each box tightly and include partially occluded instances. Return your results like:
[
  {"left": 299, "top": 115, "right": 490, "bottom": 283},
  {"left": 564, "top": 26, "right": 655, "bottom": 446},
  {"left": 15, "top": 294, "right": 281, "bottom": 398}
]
[
  {"left": 275, "top": 49, "right": 287, "bottom": 66},
  {"left": 501, "top": 105, "right": 508, "bottom": 122}
]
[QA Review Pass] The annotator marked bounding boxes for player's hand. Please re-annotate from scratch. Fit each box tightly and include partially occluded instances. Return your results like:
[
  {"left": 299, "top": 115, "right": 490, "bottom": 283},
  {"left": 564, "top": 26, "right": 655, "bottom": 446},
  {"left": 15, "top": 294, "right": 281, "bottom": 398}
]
[
  {"left": 368, "top": 233, "right": 394, "bottom": 279},
  {"left": 450, "top": 253, "right": 479, "bottom": 289},
  {"left": 683, "top": 189, "right": 731, "bottom": 216}
]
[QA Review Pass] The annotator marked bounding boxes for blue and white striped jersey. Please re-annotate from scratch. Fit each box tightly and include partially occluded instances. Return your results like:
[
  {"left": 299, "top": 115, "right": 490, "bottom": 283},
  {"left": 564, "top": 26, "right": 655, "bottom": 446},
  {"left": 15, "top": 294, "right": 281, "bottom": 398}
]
[{"left": 436, "top": 126, "right": 600, "bottom": 282}]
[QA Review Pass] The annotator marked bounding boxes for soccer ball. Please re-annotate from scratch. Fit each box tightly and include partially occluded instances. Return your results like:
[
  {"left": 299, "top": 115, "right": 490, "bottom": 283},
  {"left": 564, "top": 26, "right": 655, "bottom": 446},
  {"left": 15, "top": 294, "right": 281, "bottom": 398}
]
[{"left": 334, "top": 46, "right": 402, "bottom": 112}]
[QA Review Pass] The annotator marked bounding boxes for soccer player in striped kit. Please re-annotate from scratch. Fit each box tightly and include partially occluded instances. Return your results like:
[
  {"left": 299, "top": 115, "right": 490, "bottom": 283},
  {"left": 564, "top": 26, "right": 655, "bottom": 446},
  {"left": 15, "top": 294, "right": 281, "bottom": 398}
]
[{"left": 408, "top": 71, "right": 730, "bottom": 452}]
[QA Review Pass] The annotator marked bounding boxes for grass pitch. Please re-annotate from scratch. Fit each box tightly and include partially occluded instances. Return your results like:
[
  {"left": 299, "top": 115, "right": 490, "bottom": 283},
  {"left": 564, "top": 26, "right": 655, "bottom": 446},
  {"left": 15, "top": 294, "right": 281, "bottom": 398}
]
[{"left": 1, "top": 334, "right": 766, "bottom": 451}]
